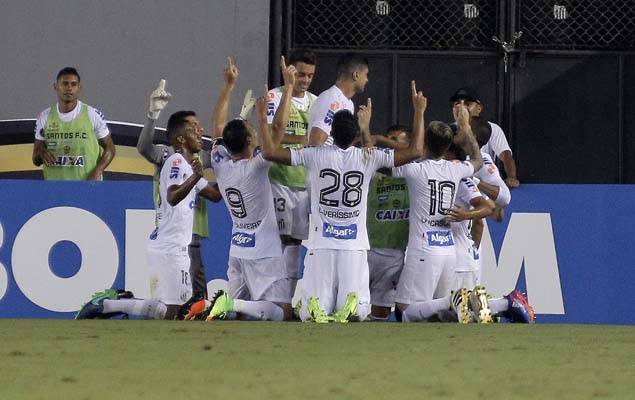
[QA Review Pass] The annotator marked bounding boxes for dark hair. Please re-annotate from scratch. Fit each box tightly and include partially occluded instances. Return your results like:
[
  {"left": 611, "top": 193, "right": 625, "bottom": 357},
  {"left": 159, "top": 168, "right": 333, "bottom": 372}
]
[
  {"left": 386, "top": 124, "right": 410, "bottom": 136},
  {"left": 470, "top": 116, "right": 492, "bottom": 147},
  {"left": 425, "top": 121, "right": 454, "bottom": 157},
  {"left": 56, "top": 67, "right": 80, "bottom": 82},
  {"left": 331, "top": 110, "right": 359, "bottom": 148},
  {"left": 166, "top": 110, "right": 196, "bottom": 142},
  {"left": 288, "top": 49, "right": 317, "bottom": 66},
  {"left": 336, "top": 53, "right": 369, "bottom": 80},
  {"left": 222, "top": 119, "right": 251, "bottom": 154},
  {"left": 446, "top": 141, "right": 467, "bottom": 161}
]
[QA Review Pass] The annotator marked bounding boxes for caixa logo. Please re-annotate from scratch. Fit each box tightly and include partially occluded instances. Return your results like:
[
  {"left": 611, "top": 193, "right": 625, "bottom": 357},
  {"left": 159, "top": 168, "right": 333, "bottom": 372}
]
[
  {"left": 426, "top": 230, "right": 454, "bottom": 246},
  {"left": 231, "top": 232, "right": 256, "bottom": 247},
  {"left": 322, "top": 223, "right": 357, "bottom": 239}
]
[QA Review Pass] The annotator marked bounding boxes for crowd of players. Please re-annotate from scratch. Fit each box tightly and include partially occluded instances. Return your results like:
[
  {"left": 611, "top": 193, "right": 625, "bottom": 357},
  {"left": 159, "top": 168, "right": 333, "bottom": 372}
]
[{"left": 73, "top": 50, "right": 534, "bottom": 323}]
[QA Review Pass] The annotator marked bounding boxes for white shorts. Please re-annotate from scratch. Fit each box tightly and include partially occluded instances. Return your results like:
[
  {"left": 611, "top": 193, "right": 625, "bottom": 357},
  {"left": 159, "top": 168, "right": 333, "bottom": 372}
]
[
  {"left": 147, "top": 249, "right": 192, "bottom": 305},
  {"left": 368, "top": 248, "right": 405, "bottom": 307},
  {"left": 227, "top": 256, "right": 291, "bottom": 303},
  {"left": 395, "top": 253, "right": 455, "bottom": 304},
  {"left": 300, "top": 249, "right": 370, "bottom": 319},
  {"left": 271, "top": 183, "right": 309, "bottom": 240}
]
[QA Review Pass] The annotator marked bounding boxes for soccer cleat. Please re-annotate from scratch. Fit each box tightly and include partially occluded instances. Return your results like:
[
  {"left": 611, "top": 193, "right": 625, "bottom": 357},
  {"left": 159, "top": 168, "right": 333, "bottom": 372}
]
[
  {"left": 176, "top": 295, "right": 205, "bottom": 320},
  {"left": 306, "top": 297, "right": 332, "bottom": 323},
  {"left": 451, "top": 288, "right": 471, "bottom": 324},
  {"left": 75, "top": 288, "right": 120, "bottom": 320},
  {"left": 292, "top": 300, "right": 302, "bottom": 321},
  {"left": 504, "top": 290, "right": 535, "bottom": 323},
  {"left": 469, "top": 286, "right": 493, "bottom": 323},
  {"left": 183, "top": 299, "right": 212, "bottom": 321},
  {"left": 332, "top": 292, "right": 359, "bottom": 323},
  {"left": 205, "top": 290, "right": 234, "bottom": 321}
]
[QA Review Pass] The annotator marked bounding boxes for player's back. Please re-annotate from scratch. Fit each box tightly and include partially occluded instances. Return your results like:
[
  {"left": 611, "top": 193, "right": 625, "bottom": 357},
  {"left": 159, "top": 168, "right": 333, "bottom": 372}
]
[
  {"left": 395, "top": 158, "right": 474, "bottom": 256},
  {"left": 211, "top": 145, "right": 281, "bottom": 259},
  {"left": 293, "top": 145, "right": 393, "bottom": 250}
]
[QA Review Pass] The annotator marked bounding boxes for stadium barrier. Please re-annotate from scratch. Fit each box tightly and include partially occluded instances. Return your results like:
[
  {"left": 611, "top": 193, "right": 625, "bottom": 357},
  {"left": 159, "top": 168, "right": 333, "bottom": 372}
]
[{"left": 0, "top": 180, "right": 632, "bottom": 324}]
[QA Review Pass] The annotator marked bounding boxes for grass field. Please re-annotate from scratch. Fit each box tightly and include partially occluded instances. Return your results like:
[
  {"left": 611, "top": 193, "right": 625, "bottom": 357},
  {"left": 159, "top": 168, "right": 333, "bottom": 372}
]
[{"left": 1, "top": 320, "right": 633, "bottom": 400}]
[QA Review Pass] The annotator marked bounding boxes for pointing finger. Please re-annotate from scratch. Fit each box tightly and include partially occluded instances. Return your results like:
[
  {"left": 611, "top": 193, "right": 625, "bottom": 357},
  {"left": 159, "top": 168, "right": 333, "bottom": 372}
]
[
  {"left": 367, "top": 98, "right": 372, "bottom": 109},
  {"left": 281, "top": 55, "right": 287, "bottom": 70},
  {"left": 158, "top": 79, "right": 166, "bottom": 91},
  {"left": 411, "top": 80, "right": 416, "bottom": 97}
]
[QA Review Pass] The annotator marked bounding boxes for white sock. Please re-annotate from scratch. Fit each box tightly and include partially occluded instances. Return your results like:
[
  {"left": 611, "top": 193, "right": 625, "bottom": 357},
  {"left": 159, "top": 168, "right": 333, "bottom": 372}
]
[
  {"left": 489, "top": 297, "right": 508, "bottom": 315},
  {"left": 402, "top": 297, "right": 451, "bottom": 322},
  {"left": 283, "top": 244, "right": 300, "bottom": 294},
  {"left": 102, "top": 299, "right": 167, "bottom": 320},
  {"left": 233, "top": 299, "right": 284, "bottom": 321}
]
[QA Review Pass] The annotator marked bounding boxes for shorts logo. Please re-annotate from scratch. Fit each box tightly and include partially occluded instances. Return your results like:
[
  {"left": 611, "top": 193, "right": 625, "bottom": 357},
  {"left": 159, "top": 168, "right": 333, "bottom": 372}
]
[
  {"left": 231, "top": 232, "right": 256, "bottom": 247},
  {"left": 322, "top": 223, "right": 357, "bottom": 239},
  {"left": 426, "top": 230, "right": 454, "bottom": 246}
]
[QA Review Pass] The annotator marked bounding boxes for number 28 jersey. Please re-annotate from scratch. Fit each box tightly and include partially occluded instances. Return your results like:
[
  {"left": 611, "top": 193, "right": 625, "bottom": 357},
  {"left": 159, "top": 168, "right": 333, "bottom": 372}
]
[
  {"left": 394, "top": 159, "right": 474, "bottom": 256},
  {"left": 291, "top": 145, "right": 394, "bottom": 250},
  {"left": 211, "top": 145, "right": 282, "bottom": 260}
]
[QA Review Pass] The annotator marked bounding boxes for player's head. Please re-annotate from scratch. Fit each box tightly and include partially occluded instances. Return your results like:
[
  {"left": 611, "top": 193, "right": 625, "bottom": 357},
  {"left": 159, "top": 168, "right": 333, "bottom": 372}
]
[
  {"left": 54, "top": 67, "right": 81, "bottom": 104},
  {"left": 450, "top": 87, "right": 482, "bottom": 117},
  {"left": 222, "top": 119, "right": 255, "bottom": 155},
  {"left": 166, "top": 111, "right": 203, "bottom": 153},
  {"left": 336, "top": 53, "right": 369, "bottom": 94},
  {"left": 288, "top": 49, "right": 316, "bottom": 94},
  {"left": 331, "top": 110, "right": 359, "bottom": 148},
  {"left": 385, "top": 124, "right": 410, "bottom": 146},
  {"left": 425, "top": 121, "right": 454, "bottom": 158},
  {"left": 445, "top": 140, "right": 467, "bottom": 161},
  {"left": 470, "top": 116, "right": 492, "bottom": 147}
]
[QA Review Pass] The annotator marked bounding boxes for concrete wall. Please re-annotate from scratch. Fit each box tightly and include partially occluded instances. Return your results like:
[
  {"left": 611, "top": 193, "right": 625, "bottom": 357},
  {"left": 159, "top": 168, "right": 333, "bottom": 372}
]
[{"left": 0, "top": 0, "right": 270, "bottom": 130}]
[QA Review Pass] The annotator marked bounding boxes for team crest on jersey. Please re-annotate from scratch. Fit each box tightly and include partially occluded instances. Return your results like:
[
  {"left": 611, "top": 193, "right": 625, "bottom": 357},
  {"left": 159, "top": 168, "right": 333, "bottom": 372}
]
[
  {"left": 172, "top": 158, "right": 182, "bottom": 166},
  {"left": 322, "top": 223, "right": 357, "bottom": 239},
  {"left": 231, "top": 232, "right": 256, "bottom": 247},
  {"left": 426, "top": 230, "right": 454, "bottom": 246},
  {"left": 329, "top": 102, "right": 341, "bottom": 111}
]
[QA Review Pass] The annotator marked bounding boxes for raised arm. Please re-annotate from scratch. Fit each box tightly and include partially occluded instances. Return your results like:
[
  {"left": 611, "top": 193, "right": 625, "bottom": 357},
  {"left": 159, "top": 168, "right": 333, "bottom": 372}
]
[
  {"left": 259, "top": 85, "right": 293, "bottom": 165},
  {"left": 138, "top": 79, "right": 172, "bottom": 164},
  {"left": 454, "top": 101, "right": 483, "bottom": 171},
  {"left": 357, "top": 98, "right": 373, "bottom": 148},
  {"left": 394, "top": 80, "right": 426, "bottom": 166},
  {"left": 211, "top": 57, "right": 239, "bottom": 138},
  {"left": 167, "top": 156, "right": 204, "bottom": 206},
  {"left": 271, "top": 56, "right": 297, "bottom": 148}
]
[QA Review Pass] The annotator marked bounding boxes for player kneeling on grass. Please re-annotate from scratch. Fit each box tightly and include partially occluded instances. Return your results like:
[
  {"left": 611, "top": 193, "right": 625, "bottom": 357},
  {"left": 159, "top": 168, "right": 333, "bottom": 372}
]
[
  {"left": 76, "top": 110, "right": 222, "bottom": 320},
  {"left": 260, "top": 81, "right": 426, "bottom": 323}
]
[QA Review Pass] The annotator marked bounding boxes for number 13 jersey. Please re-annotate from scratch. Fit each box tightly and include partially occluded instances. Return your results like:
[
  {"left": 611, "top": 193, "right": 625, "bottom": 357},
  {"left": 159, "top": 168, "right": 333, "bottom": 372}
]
[
  {"left": 211, "top": 145, "right": 282, "bottom": 260},
  {"left": 291, "top": 145, "right": 394, "bottom": 250}
]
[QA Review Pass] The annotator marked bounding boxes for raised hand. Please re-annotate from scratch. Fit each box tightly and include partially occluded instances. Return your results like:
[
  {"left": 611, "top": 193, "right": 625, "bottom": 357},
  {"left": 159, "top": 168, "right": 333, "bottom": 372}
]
[
  {"left": 148, "top": 79, "right": 172, "bottom": 119},
  {"left": 454, "top": 100, "right": 470, "bottom": 129},
  {"left": 255, "top": 84, "right": 269, "bottom": 120},
  {"left": 191, "top": 154, "right": 203, "bottom": 177},
  {"left": 357, "top": 98, "right": 372, "bottom": 131},
  {"left": 280, "top": 55, "right": 297, "bottom": 88},
  {"left": 411, "top": 80, "right": 427, "bottom": 112},
  {"left": 240, "top": 89, "right": 256, "bottom": 120},
  {"left": 223, "top": 57, "right": 239, "bottom": 86}
]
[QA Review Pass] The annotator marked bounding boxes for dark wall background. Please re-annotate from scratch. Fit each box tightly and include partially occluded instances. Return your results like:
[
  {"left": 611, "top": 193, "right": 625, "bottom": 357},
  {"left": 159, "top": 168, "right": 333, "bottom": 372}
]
[{"left": 273, "top": 0, "right": 635, "bottom": 183}]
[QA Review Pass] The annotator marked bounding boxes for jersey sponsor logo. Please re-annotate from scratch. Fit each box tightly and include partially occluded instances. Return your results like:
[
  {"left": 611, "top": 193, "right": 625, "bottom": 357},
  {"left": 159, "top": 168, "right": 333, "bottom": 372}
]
[
  {"left": 55, "top": 155, "right": 85, "bottom": 167},
  {"left": 212, "top": 150, "right": 224, "bottom": 163},
  {"left": 375, "top": 208, "right": 409, "bottom": 221},
  {"left": 169, "top": 166, "right": 179, "bottom": 179},
  {"left": 46, "top": 141, "right": 57, "bottom": 148},
  {"left": 267, "top": 102, "right": 275, "bottom": 117},
  {"left": 231, "top": 232, "right": 256, "bottom": 247},
  {"left": 426, "top": 230, "right": 454, "bottom": 246},
  {"left": 322, "top": 222, "right": 358, "bottom": 239},
  {"left": 324, "top": 109, "right": 335, "bottom": 126}
]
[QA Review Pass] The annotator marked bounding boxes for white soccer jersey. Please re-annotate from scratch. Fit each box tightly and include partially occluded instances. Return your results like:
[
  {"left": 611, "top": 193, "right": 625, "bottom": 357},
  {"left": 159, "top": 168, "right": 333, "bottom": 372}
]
[
  {"left": 266, "top": 87, "right": 316, "bottom": 125},
  {"left": 451, "top": 178, "right": 483, "bottom": 252},
  {"left": 394, "top": 159, "right": 474, "bottom": 256},
  {"left": 474, "top": 152, "right": 510, "bottom": 207},
  {"left": 307, "top": 85, "right": 354, "bottom": 145},
  {"left": 481, "top": 122, "right": 511, "bottom": 159},
  {"left": 147, "top": 153, "right": 208, "bottom": 255},
  {"left": 291, "top": 145, "right": 394, "bottom": 250},
  {"left": 34, "top": 101, "right": 110, "bottom": 140},
  {"left": 211, "top": 145, "right": 282, "bottom": 260}
]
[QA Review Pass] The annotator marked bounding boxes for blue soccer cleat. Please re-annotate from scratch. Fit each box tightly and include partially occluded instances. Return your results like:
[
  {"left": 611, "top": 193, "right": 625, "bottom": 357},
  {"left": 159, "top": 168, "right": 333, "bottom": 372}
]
[{"left": 504, "top": 290, "right": 535, "bottom": 323}]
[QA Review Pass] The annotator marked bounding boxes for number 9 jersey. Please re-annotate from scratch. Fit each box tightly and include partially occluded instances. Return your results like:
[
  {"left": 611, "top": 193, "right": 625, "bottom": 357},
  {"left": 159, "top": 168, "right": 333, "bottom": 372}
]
[
  {"left": 291, "top": 145, "right": 394, "bottom": 250},
  {"left": 211, "top": 144, "right": 282, "bottom": 259}
]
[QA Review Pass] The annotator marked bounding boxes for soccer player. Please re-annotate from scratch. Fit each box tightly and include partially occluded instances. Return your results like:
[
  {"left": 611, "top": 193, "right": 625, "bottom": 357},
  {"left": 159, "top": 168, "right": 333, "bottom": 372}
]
[
  {"left": 267, "top": 52, "right": 317, "bottom": 298},
  {"left": 76, "top": 110, "right": 222, "bottom": 320},
  {"left": 307, "top": 53, "right": 369, "bottom": 145},
  {"left": 33, "top": 67, "right": 115, "bottom": 180},
  {"left": 450, "top": 87, "right": 519, "bottom": 188},
  {"left": 393, "top": 101, "right": 484, "bottom": 323},
  {"left": 366, "top": 126, "right": 411, "bottom": 321},
  {"left": 261, "top": 81, "right": 427, "bottom": 323}
]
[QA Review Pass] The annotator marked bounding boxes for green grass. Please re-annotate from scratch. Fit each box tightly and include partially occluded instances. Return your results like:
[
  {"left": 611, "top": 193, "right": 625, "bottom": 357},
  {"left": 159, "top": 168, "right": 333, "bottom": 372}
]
[{"left": 1, "top": 320, "right": 633, "bottom": 400}]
